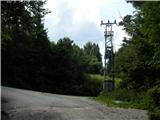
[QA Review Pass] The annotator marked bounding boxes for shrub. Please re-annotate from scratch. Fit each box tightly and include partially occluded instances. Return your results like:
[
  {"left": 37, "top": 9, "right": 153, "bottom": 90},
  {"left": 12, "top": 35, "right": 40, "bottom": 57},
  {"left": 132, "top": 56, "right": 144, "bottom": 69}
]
[
  {"left": 98, "top": 88, "right": 149, "bottom": 109},
  {"left": 103, "top": 88, "right": 136, "bottom": 102},
  {"left": 147, "top": 86, "right": 160, "bottom": 120},
  {"left": 82, "top": 74, "right": 103, "bottom": 96},
  {"left": 149, "top": 108, "right": 160, "bottom": 120}
]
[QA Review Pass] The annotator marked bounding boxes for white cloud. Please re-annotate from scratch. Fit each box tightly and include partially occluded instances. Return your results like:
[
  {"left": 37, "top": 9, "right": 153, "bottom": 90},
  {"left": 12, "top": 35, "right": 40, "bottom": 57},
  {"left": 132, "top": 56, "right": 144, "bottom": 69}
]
[
  {"left": 44, "top": 0, "right": 135, "bottom": 54},
  {"left": 44, "top": 0, "right": 103, "bottom": 44}
]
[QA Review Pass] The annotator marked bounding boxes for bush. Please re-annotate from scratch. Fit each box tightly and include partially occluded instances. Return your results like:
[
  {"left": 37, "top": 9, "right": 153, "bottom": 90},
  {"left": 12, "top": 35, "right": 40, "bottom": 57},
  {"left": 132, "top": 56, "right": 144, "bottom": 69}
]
[
  {"left": 89, "top": 74, "right": 103, "bottom": 81},
  {"left": 149, "top": 108, "right": 160, "bottom": 120},
  {"left": 82, "top": 74, "right": 103, "bottom": 96},
  {"left": 97, "top": 88, "right": 149, "bottom": 109},
  {"left": 103, "top": 88, "right": 136, "bottom": 102},
  {"left": 147, "top": 86, "right": 160, "bottom": 120}
]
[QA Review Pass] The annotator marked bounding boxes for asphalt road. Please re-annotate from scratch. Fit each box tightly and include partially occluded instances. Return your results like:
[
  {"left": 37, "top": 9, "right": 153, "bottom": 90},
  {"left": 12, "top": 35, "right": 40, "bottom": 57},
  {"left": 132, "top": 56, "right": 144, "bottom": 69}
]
[{"left": 1, "top": 86, "right": 148, "bottom": 120}]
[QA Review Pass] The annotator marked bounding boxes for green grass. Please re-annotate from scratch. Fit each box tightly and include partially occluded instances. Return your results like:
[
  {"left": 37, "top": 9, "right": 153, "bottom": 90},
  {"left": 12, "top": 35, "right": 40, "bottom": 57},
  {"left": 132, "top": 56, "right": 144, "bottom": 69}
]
[
  {"left": 93, "top": 96, "right": 130, "bottom": 108},
  {"left": 95, "top": 96, "right": 146, "bottom": 109},
  {"left": 93, "top": 90, "right": 148, "bottom": 110},
  {"left": 88, "top": 74, "right": 145, "bottom": 109},
  {"left": 88, "top": 74, "right": 122, "bottom": 88},
  {"left": 89, "top": 75, "right": 160, "bottom": 120},
  {"left": 114, "top": 78, "right": 122, "bottom": 88},
  {"left": 88, "top": 74, "right": 104, "bottom": 81}
]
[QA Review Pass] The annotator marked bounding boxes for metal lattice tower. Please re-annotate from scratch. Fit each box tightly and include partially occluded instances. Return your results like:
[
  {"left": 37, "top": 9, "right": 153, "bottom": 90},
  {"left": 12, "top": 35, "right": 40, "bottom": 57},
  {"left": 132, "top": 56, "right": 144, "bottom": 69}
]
[{"left": 100, "top": 20, "right": 116, "bottom": 83}]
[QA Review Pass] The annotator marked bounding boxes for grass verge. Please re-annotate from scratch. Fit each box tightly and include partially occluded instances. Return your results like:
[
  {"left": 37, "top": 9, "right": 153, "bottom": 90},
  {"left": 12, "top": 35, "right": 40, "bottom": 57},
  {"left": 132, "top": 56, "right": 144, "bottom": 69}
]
[{"left": 94, "top": 90, "right": 148, "bottom": 110}]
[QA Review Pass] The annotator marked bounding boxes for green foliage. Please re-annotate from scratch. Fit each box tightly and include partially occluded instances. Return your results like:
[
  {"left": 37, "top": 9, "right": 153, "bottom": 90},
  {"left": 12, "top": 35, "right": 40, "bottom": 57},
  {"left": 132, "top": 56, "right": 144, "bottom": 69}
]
[
  {"left": 89, "top": 74, "right": 104, "bottom": 81},
  {"left": 115, "top": 1, "right": 160, "bottom": 91},
  {"left": 96, "top": 89, "right": 149, "bottom": 110},
  {"left": 96, "top": 91, "right": 136, "bottom": 108},
  {"left": 113, "top": 2, "right": 160, "bottom": 119},
  {"left": 106, "top": 89, "right": 135, "bottom": 102},
  {"left": 147, "top": 86, "right": 160, "bottom": 120},
  {"left": 1, "top": 1, "right": 50, "bottom": 89},
  {"left": 149, "top": 108, "right": 160, "bottom": 120},
  {"left": 1, "top": 1, "right": 102, "bottom": 96},
  {"left": 83, "top": 42, "right": 102, "bottom": 74},
  {"left": 82, "top": 74, "right": 102, "bottom": 96}
]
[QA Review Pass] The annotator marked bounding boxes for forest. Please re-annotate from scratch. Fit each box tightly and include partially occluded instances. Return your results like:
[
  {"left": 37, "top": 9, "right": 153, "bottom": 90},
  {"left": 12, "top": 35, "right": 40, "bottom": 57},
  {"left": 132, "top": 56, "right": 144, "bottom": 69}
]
[
  {"left": 1, "top": 1, "right": 160, "bottom": 120},
  {"left": 1, "top": 1, "right": 103, "bottom": 96}
]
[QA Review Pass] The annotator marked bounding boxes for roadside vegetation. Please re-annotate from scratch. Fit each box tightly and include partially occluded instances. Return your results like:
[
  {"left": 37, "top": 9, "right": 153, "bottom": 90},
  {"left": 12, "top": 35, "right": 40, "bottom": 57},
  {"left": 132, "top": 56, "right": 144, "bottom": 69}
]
[
  {"left": 95, "top": 2, "right": 160, "bottom": 120},
  {"left": 95, "top": 87, "right": 160, "bottom": 120}
]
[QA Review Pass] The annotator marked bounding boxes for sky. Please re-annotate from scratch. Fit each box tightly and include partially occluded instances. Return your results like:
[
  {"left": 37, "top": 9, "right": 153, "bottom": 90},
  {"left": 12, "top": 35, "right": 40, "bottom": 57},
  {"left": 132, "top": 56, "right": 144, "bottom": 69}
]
[{"left": 44, "top": 0, "right": 135, "bottom": 55}]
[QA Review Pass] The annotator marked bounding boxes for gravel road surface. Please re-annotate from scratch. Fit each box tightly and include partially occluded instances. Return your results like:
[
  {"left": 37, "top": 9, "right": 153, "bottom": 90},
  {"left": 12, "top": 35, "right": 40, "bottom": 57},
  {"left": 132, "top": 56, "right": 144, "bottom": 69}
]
[{"left": 1, "top": 86, "right": 148, "bottom": 120}]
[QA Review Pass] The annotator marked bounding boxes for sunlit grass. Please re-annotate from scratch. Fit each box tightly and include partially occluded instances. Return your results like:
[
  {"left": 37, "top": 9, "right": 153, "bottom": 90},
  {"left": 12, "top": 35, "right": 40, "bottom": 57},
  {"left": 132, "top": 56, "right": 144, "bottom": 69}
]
[
  {"left": 88, "top": 74, "right": 104, "bottom": 81},
  {"left": 89, "top": 75, "right": 148, "bottom": 110},
  {"left": 88, "top": 74, "right": 122, "bottom": 88},
  {"left": 93, "top": 90, "right": 148, "bottom": 110}
]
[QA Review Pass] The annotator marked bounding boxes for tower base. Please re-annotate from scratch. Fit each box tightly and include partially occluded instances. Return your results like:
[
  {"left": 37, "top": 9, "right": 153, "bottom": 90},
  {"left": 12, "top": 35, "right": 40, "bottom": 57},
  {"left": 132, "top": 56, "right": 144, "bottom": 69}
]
[{"left": 103, "top": 79, "right": 114, "bottom": 92}]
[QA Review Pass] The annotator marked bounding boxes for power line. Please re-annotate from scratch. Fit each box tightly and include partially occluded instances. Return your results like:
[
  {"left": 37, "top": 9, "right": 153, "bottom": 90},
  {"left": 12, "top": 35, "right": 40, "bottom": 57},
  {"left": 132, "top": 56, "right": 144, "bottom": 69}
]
[{"left": 100, "top": 19, "right": 117, "bottom": 89}]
